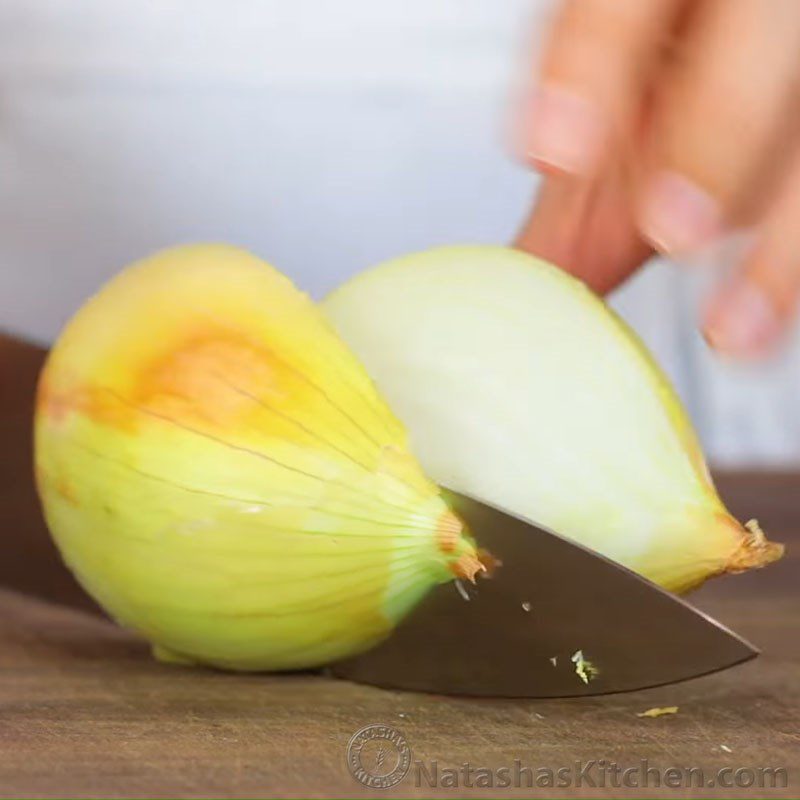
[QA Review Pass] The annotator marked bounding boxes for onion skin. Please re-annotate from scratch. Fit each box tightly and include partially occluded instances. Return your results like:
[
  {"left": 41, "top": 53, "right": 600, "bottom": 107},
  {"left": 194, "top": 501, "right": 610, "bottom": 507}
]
[
  {"left": 35, "top": 244, "right": 481, "bottom": 671},
  {"left": 323, "top": 245, "right": 783, "bottom": 594}
]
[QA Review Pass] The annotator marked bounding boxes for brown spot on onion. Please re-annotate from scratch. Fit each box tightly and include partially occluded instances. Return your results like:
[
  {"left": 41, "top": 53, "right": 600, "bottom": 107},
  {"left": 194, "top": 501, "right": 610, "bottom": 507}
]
[
  {"left": 435, "top": 508, "right": 463, "bottom": 554},
  {"left": 449, "top": 552, "right": 485, "bottom": 582},
  {"left": 725, "top": 518, "right": 784, "bottom": 574}
]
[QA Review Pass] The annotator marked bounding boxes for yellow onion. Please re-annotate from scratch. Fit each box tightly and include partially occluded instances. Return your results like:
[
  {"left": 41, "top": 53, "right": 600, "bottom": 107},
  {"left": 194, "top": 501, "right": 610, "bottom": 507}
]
[
  {"left": 324, "top": 245, "right": 782, "bottom": 593},
  {"left": 34, "top": 244, "right": 482, "bottom": 671}
]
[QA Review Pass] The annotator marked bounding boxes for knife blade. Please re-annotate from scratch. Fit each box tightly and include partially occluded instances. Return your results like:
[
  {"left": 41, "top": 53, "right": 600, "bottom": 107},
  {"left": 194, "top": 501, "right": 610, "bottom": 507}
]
[{"left": 330, "top": 489, "right": 758, "bottom": 697}]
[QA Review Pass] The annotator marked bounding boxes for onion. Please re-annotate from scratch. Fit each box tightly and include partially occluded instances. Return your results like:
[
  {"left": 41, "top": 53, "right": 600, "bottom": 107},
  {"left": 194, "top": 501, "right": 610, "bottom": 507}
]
[
  {"left": 34, "top": 244, "right": 482, "bottom": 671},
  {"left": 323, "top": 245, "right": 782, "bottom": 593}
]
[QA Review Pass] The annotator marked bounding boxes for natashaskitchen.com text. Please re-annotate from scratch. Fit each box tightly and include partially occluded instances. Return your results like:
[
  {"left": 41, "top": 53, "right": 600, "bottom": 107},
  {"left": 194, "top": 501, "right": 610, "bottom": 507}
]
[{"left": 413, "top": 759, "right": 788, "bottom": 790}]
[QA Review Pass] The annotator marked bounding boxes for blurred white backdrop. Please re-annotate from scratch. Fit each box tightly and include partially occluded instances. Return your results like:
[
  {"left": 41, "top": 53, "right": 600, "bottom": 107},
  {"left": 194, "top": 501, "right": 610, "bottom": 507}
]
[{"left": 0, "top": 0, "right": 797, "bottom": 465}]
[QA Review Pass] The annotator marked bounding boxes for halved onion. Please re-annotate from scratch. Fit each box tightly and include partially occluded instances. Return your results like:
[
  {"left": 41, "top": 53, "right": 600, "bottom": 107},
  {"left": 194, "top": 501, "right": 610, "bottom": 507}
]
[
  {"left": 35, "top": 244, "right": 481, "bottom": 670},
  {"left": 324, "top": 245, "right": 782, "bottom": 593}
]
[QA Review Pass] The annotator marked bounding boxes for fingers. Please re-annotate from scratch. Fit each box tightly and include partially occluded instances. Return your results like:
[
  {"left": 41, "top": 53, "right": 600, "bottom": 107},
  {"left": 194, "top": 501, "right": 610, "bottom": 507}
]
[
  {"left": 704, "top": 150, "right": 800, "bottom": 358},
  {"left": 515, "top": 166, "right": 652, "bottom": 295},
  {"left": 638, "top": 0, "right": 800, "bottom": 255},
  {"left": 517, "top": 0, "right": 682, "bottom": 290},
  {"left": 522, "top": 0, "right": 683, "bottom": 175},
  {"left": 519, "top": 0, "right": 800, "bottom": 360}
]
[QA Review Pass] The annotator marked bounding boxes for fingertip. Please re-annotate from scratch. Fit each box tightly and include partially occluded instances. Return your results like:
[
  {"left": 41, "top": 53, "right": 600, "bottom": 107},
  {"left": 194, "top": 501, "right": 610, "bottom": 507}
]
[
  {"left": 702, "top": 280, "right": 784, "bottom": 359},
  {"left": 638, "top": 171, "right": 723, "bottom": 255},
  {"left": 522, "top": 84, "right": 605, "bottom": 175}
]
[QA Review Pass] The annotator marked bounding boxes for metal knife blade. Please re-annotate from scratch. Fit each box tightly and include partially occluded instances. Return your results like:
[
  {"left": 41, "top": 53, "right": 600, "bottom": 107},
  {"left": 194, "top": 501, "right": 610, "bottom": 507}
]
[{"left": 330, "top": 489, "right": 758, "bottom": 697}]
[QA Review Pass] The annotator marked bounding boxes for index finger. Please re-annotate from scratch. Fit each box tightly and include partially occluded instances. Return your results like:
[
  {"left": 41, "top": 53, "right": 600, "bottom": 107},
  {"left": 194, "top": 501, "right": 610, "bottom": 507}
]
[{"left": 523, "top": 0, "right": 685, "bottom": 175}]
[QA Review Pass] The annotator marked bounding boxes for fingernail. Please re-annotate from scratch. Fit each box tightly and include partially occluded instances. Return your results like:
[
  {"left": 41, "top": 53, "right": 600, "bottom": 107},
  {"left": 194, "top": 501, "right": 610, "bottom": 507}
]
[
  {"left": 639, "top": 172, "right": 722, "bottom": 254},
  {"left": 704, "top": 281, "right": 783, "bottom": 358},
  {"left": 525, "top": 85, "right": 603, "bottom": 174}
]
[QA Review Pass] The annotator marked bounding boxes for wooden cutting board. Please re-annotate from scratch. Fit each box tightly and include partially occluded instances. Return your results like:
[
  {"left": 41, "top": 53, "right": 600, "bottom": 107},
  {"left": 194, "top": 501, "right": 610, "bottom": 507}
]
[{"left": 1, "top": 334, "right": 797, "bottom": 799}]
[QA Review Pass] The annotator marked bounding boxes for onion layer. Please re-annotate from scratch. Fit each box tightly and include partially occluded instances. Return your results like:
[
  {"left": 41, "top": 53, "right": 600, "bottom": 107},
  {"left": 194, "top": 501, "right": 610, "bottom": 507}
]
[
  {"left": 35, "top": 244, "right": 481, "bottom": 670},
  {"left": 324, "top": 245, "right": 782, "bottom": 593}
]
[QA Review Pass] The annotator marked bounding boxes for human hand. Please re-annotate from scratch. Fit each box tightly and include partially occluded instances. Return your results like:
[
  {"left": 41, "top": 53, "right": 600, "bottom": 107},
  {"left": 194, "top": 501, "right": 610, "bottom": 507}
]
[{"left": 515, "top": 0, "right": 800, "bottom": 358}]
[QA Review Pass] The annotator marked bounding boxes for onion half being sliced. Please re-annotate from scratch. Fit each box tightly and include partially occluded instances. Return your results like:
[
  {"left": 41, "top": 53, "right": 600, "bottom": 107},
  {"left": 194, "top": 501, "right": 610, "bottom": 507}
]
[{"left": 324, "top": 245, "right": 782, "bottom": 593}]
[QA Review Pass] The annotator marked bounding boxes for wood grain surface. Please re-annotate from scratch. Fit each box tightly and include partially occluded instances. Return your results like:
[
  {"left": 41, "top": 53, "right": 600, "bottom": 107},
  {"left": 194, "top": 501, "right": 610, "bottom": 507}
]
[{"left": 0, "top": 334, "right": 798, "bottom": 799}]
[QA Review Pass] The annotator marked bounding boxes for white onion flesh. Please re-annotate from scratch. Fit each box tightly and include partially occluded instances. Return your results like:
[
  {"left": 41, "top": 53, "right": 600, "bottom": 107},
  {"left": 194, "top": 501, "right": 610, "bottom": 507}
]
[{"left": 324, "top": 245, "right": 781, "bottom": 592}]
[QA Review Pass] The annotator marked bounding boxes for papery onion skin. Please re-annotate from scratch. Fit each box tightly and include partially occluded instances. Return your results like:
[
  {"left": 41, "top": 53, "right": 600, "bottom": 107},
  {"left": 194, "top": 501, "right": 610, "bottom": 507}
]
[
  {"left": 35, "top": 244, "right": 481, "bottom": 671},
  {"left": 323, "top": 245, "right": 782, "bottom": 594}
]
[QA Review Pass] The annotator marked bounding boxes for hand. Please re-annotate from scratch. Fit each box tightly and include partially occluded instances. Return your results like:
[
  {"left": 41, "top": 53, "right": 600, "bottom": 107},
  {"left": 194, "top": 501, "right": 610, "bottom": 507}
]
[{"left": 515, "top": 0, "right": 800, "bottom": 358}]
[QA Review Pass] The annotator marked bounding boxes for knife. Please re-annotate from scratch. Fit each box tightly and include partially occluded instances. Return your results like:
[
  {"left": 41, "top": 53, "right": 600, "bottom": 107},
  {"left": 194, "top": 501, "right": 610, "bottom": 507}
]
[{"left": 330, "top": 489, "right": 758, "bottom": 697}]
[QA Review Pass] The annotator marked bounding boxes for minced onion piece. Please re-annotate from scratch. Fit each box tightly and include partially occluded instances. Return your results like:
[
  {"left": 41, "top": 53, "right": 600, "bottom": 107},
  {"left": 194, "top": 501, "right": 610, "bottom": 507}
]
[{"left": 637, "top": 706, "right": 679, "bottom": 718}]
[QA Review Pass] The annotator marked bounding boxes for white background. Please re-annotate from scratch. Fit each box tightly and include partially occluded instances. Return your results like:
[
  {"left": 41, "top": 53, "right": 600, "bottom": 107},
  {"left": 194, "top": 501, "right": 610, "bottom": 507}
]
[{"left": 0, "top": 0, "right": 798, "bottom": 465}]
